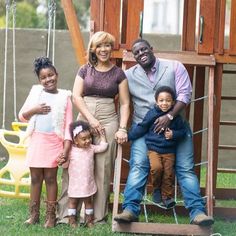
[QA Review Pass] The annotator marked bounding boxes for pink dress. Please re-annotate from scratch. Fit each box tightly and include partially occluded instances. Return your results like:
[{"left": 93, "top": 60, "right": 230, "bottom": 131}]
[{"left": 68, "top": 142, "right": 108, "bottom": 198}]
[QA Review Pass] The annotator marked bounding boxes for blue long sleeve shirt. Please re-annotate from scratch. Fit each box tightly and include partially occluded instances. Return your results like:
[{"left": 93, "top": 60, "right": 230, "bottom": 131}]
[{"left": 128, "top": 105, "right": 187, "bottom": 154}]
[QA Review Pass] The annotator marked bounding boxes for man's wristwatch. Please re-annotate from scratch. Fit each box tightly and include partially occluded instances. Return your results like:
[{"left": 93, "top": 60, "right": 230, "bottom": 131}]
[{"left": 167, "top": 113, "right": 174, "bottom": 120}]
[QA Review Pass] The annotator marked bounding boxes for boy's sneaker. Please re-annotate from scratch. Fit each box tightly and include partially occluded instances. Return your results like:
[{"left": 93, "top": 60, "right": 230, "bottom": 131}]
[
  {"left": 162, "top": 198, "right": 176, "bottom": 209},
  {"left": 152, "top": 188, "right": 161, "bottom": 203}
]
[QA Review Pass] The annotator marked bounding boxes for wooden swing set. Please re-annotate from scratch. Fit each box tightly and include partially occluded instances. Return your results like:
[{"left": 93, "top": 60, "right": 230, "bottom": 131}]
[
  {"left": 61, "top": 1, "right": 236, "bottom": 235},
  {"left": 61, "top": 0, "right": 236, "bottom": 235}
]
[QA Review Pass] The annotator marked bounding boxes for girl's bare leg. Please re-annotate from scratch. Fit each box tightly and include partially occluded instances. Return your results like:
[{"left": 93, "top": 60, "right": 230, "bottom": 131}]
[{"left": 44, "top": 167, "right": 58, "bottom": 201}]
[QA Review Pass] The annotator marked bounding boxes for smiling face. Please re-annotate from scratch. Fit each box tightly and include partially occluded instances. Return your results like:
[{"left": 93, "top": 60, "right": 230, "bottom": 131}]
[
  {"left": 38, "top": 67, "right": 58, "bottom": 93},
  {"left": 156, "top": 91, "right": 175, "bottom": 112},
  {"left": 95, "top": 42, "right": 112, "bottom": 64},
  {"left": 74, "top": 130, "right": 92, "bottom": 149},
  {"left": 132, "top": 41, "right": 156, "bottom": 69}
]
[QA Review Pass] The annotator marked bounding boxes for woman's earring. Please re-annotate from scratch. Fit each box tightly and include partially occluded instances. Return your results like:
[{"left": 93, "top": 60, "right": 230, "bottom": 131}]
[{"left": 91, "top": 53, "right": 97, "bottom": 62}]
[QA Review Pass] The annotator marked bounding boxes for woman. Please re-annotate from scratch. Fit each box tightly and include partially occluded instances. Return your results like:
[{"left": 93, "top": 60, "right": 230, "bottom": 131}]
[{"left": 57, "top": 31, "right": 130, "bottom": 224}]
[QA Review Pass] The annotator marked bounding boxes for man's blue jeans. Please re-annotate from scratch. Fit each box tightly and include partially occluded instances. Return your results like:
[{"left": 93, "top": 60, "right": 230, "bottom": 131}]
[{"left": 122, "top": 122, "right": 206, "bottom": 222}]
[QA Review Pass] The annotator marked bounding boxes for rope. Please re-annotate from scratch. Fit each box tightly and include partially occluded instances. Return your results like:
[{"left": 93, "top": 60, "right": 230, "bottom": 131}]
[
  {"left": 52, "top": 0, "right": 56, "bottom": 64},
  {"left": 47, "top": 0, "right": 56, "bottom": 63},
  {"left": 191, "top": 95, "right": 208, "bottom": 103},
  {"left": 2, "top": 0, "right": 11, "bottom": 129},
  {"left": 12, "top": 0, "right": 17, "bottom": 122},
  {"left": 47, "top": 0, "right": 52, "bottom": 58},
  {"left": 193, "top": 127, "right": 208, "bottom": 135}
]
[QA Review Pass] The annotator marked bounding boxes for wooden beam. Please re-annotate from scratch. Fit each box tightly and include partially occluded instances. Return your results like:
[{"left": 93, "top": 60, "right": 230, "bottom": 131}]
[
  {"left": 198, "top": 0, "right": 217, "bottom": 54},
  {"left": 122, "top": 0, "right": 144, "bottom": 50},
  {"left": 193, "top": 67, "right": 205, "bottom": 178},
  {"left": 182, "top": 0, "right": 197, "bottom": 51},
  {"left": 123, "top": 51, "right": 216, "bottom": 66},
  {"left": 215, "top": 53, "right": 236, "bottom": 63},
  {"left": 103, "top": 0, "right": 121, "bottom": 49},
  {"left": 217, "top": 168, "right": 236, "bottom": 173},
  {"left": 90, "top": 0, "right": 104, "bottom": 31},
  {"left": 206, "top": 66, "right": 215, "bottom": 216},
  {"left": 112, "top": 145, "right": 122, "bottom": 221},
  {"left": 112, "top": 221, "right": 212, "bottom": 235},
  {"left": 212, "top": 64, "right": 223, "bottom": 200},
  {"left": 217, "top": 0, "right": 226, "bottom": 54},
  {"left": 61, "top": 0, "right": 86, "bottom": 65},
  {"left": 201, "top": 187, "right": 236, "bottom": 199},
  {"left": 229, "top": 0, "right": 236, "bottom": 55},
  {"left": 110, "top": 203, "right": 236, "bottom": 220}
]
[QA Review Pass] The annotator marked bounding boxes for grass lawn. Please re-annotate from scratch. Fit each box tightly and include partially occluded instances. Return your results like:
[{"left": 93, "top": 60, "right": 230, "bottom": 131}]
[{"left": 0, "top": 160, "right": 236, "bottom": 235}]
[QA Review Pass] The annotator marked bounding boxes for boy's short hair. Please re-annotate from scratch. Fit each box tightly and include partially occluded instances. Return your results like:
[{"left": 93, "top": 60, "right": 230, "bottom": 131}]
[{"left": 154, "top": 86, "right": 176, "bottom": 101}]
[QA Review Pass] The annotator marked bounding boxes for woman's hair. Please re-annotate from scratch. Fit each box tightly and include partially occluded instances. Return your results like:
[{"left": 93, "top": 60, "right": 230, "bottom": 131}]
[
  {"left": 154, "top": 86, "right": 176, "bottom": 101},
  {"left": 87, "top": 31, "right": 115, "bottom": 66},
  {"left": 69, "top": 120, "right": 91, "bottom": 141},
  {"left": 33, "top": 56, "right": 57, "bottom": 77}
]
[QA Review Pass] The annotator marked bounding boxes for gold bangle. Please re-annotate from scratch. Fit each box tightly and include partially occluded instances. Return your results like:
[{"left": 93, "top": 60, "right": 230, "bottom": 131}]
[{"left": 118, "top": 128, "right": 127, "bottom": 133}]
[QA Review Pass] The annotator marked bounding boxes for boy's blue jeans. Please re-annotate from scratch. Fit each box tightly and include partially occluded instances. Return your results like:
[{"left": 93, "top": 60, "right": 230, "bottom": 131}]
[{"left": 122, "top": 122, "right": 206, "bottom": 222}]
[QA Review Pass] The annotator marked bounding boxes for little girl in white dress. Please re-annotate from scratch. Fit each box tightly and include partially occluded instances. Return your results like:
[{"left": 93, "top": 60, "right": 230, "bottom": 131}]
[{"left": 59, "top": 120, "right": 108, "bottom": 228}]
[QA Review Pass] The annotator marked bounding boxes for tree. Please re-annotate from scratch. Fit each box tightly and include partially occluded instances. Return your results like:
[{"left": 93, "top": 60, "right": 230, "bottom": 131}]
[{"left": 0, "top": 0, "right": 90, "bottom": 30}]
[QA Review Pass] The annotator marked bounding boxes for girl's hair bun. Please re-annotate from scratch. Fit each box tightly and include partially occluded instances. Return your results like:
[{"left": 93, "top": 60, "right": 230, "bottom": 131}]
[{"left": 33, "top": 56, "right": 55, "bottom": 77}]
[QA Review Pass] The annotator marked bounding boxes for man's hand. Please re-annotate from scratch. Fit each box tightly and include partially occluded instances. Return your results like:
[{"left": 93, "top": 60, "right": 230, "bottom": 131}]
[{"left": 154, "top": 114, "right": 171, "bottom": 133}]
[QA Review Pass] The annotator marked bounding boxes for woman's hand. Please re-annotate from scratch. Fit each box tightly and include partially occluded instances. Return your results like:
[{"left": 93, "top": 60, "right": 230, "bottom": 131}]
[
  {"left": 88, "top": 117, "right": 104, "bottom": 135},
  {"left": 115, "top": 129, "right": 128, "bottom": 144}
]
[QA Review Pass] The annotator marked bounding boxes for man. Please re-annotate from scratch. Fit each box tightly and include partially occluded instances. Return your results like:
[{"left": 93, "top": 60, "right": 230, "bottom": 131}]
[{"left": 114, "top": 39, "right": 214, "bottom": 226}]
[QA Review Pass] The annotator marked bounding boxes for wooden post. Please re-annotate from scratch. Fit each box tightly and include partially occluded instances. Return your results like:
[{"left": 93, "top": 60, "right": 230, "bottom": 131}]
[
  {"left": 206, "top": 66, "right": 215, "bottom": 216},
  {"left": 61, "top": 0, "right": 86, "bottom": 65},
  {"left": 229, "top": 0, "right": 236, "bottom": 55}
]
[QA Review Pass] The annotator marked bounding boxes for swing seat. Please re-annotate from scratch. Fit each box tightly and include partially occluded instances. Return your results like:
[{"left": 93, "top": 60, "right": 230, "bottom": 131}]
[
  {"left": 11, "top": 121, "right": 28, "bottom": 132},
  {"left": 0, "top": 124, "right": 30, "bottom": 199}
]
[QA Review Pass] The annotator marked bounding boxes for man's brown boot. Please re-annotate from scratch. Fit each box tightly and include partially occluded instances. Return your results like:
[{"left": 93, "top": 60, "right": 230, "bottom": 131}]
[
  {"left": 24, "top": 201, "right": 40, "bottom": 225},
  {"left": 44, "top": 201, "right": 57, "bottom": 228},
  {"left": 114, "top": 210, "right": 138, "bottom": 223},
  {"left": 191, "top": 213, "right": 214, "bottom": 226}
]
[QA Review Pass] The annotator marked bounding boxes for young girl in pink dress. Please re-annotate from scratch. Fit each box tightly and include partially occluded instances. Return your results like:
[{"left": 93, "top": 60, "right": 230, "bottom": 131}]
[
  {"left": 19, "top": 57, "right": 72, "bottom": 228},
  {"left": 60, "top": 120, "right": 108, "bottom": 228}
]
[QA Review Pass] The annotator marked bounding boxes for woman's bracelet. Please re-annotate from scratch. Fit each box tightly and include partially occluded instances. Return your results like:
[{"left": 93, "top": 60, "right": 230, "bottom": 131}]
[{"left": 118, "top": 127, "right": 127, "bottom": 133}]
